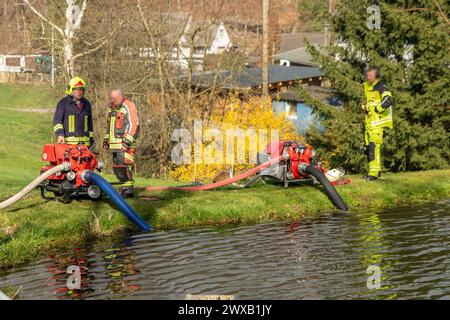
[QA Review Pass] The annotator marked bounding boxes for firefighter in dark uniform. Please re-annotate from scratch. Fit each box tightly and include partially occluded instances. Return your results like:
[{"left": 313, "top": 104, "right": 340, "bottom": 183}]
[
  {"left": 103, "top": 88, "right": 140, "bottom": 198},
  {"left": 53, "top": 77, "right": 94, "bottom": 147}
]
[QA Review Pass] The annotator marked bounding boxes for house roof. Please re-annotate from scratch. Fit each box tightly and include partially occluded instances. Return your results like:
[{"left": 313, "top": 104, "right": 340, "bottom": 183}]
[
  {"left": 273, "top": 47, "right": 317, "bottom": 67},
  {"left": 280, "top": 32, "right": 326, "bottom": 52},
  {"left": 276, "top": 86, "right": 333, "bottom": 103},
  {"left": 190, "top": 65, "right": 323, "bottom": 90}
]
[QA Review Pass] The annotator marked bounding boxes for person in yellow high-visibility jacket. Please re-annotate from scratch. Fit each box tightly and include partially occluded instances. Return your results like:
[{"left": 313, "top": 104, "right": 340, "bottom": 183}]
[{"left": 362, "top": 67, "right": 393, "bottom": 181}]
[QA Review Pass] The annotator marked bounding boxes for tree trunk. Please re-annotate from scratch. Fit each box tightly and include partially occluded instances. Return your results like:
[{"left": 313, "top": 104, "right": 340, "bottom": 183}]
[
  {"left": 63, "top": 39, "right": 74, "bottom": 78},
  {"left": 262, "top": 0, "right": 269, "bottom": 96}
]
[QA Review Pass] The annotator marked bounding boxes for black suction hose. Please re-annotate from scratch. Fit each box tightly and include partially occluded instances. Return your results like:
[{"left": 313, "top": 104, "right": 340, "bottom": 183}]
[{"left": 303, "top": 165, "right": 349, "bottom": 211}]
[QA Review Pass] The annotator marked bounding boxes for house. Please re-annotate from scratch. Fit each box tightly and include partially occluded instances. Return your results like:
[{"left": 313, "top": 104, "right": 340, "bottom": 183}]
[
  {"left": 205, "top": 22, "right": 233, "bottom": 55},
  {"left": 273, "top": 86, "right": 333, "bottom": 133},
  {"left": 273, "top": 47, "right": 318, "bottom": 67},
  {"left": 274, "top": 31, "right": 329, "bottom": 67},
  {"left": 0, "top": 54, "right": 43, "bottom": 73},
  {"left": 139, "top": 17, "right": 234, "bottom": 71},
  {"left": 189, "top": 65, "right": 330, "bottom": 133},
  {"left": 190, "top": 65, "right": 324, "bottom": 91},
  {"left": 0, "top": 54, "right": 50, "bottom": 83},
  {"left": 280, "top": 32, "right": 327, "bottom": 52}
]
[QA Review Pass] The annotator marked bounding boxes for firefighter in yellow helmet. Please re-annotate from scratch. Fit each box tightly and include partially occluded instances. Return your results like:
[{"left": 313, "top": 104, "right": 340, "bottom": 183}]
[
  {"left": 362, "top": 67, "right": 393, "bottom": 181},
  {"left": 53, "top": 77, "right": 95, "bottom": 147}
]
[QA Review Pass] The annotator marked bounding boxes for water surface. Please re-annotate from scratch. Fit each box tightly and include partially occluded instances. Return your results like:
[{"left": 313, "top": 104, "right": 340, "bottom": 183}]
[{"left": 1, "top": 201, "right": 449, "bottom": 300}]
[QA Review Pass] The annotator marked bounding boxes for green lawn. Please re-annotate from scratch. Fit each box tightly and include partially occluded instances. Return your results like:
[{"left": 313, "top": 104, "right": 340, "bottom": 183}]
[
  {"left": 0, "top": 83, "right": 58, "bottom": 110},
  {"left": 0, "top": 84, "right": 449, "bottom": 269}
]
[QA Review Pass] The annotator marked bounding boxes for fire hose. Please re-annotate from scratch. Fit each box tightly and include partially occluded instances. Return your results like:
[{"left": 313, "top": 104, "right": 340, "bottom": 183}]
[
  {"left": 0, "top": 164, "right": 150, "bottom": 232},
  {"left": 139, "top": 156, "right": 283, "bottom": 192},
  {"left": 138, "top": 157, "right": 349, "bottom": 211},
  {"left": 81, "top": 171, "right": 151, "bottom": 232},
  {"left": 0, "top": 163, "right": 70, "bottom": 210},
  {"left": 0, "top": 290, "right": 10, "bottom": 300},
  {"left": 302, "top": 165, "right": 349, "bottom": 211}
]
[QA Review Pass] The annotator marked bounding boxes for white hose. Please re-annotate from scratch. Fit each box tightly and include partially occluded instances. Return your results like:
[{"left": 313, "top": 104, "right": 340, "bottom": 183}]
[
  {"left": 0, "top": 290, "right": 10, "bottom": 300},
  {"left": 0, "top": 163, "right": 70, "bottom": 210}
]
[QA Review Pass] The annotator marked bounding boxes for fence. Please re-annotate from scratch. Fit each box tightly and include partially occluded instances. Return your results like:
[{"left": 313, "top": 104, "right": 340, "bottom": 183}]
[{"left": 0, "top": 54, "right": 51, "bottom": 84}]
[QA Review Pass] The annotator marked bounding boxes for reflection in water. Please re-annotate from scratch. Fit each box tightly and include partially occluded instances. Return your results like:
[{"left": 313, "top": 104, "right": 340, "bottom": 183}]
[
  {"left": 103, "top": 245, "right": 141, "bottom": 295},
  {"left": 0, "top": 201, "right": 449, "bottom": 300},
  {"left": 352, "top": 210, "right": 397, "bottom": 299}
]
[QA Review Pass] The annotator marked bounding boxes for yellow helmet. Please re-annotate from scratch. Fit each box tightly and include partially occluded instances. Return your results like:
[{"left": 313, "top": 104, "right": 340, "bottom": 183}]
[{"left": 66, "top": 76, "right": 86, "bottom": 95}]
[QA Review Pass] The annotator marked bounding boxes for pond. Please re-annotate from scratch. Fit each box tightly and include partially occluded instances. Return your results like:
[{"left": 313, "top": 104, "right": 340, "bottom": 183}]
[{"left": 1, "top": 200, "right": 448, "bottom": 300}]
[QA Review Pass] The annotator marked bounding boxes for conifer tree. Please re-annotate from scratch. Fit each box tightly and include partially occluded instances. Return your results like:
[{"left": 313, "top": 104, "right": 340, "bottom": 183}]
[{"left": 298, "top": 0, "right": 449, "bottom": 173}]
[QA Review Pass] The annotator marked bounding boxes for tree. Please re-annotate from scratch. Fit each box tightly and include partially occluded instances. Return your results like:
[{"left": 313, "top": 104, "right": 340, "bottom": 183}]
[
  {"left": 298, "top": 0, "right": 329, "bottom": 32},
  {"left": 23, "top": 0, "right": 108, "bottom": 77},
  {"left": 77, "top": 0, "right": 248, "bottom": 177},
  {"left": 262, "top": 0, "right": 269, "bottom": 96},
  {"left": 297, "top": 0, "right": 449, "bottom": 173}
]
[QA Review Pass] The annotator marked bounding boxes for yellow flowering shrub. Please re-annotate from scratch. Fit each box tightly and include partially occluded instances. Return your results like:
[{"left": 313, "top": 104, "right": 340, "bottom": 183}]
[{"left": 170, "top": 96, "right": 304, "bottom": 181}]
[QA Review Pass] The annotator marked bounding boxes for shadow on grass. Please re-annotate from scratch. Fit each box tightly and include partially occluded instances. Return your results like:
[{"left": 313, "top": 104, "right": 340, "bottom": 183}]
[{"left": 5, "top": 200, "right": 52, "bottom": 213}]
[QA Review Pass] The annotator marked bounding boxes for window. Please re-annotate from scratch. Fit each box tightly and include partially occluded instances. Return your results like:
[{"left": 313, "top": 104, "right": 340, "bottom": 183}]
[
  {"left": 194, "top": 47, "right": 206, "bottom": 54},
  {"left": 287, "top": 103, "right": 298, "bottom": 120}
]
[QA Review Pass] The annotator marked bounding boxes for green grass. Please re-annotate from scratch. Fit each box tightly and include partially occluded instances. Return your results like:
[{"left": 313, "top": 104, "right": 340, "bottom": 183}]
[
  {"left": 0, "top": 84, "right": 449, "bottom": 269},
  {"left": 0, "top": 83, "right": 57, "bottom": 110}
]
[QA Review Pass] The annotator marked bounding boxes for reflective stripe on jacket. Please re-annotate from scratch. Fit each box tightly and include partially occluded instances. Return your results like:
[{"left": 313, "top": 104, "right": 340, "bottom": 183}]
[
  {"left": 105, "top": 99, "right": 140, "bottom": 150},
  {"left": 53, "top": 95, "right": 94, "bottom": 146},
  {"left": 363, "top": 80, "right": 393, "bottom": 130}
]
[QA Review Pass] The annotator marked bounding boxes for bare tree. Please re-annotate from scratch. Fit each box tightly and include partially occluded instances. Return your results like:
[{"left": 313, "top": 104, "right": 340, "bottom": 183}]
[
  {"left": 23, "top": 0, "right": 108, "bottom": 77},
  {"left": 132, "top": 0, "right": 244, "bottom": 176},
  {"left": 71, "top": 0, "right": 247, "bottom": 177},
  {"left": 18, "top": 0, "right": 252, "bottom": 177},
  {"left": 262, "top": 0, "right": 269, "bottom": 96}
]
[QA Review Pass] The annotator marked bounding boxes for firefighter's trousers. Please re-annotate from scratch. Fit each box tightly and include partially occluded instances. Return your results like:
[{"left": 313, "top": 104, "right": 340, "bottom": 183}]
[
  {"left": 112, "top": 148, "right": 136, "bottom": 188},
  {"left": 365, "top": 127, "right": 383, "bottom": 177}
]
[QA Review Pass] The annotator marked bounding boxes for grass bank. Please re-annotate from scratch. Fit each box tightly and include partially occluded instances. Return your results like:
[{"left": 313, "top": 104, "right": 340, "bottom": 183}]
[
  {"left": 0, "top": 84, "right": 449, "bottom": 269},
  {"left": 0, "top": 83, "right": 57, "bottom": 110}
]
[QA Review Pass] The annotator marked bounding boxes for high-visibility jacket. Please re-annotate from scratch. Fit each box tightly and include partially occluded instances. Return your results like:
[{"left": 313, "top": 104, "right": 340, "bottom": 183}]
[
  {"left": 104, "top": 99, "right": 140, "bottom": 150},
  {"left": 363, "top": 80, "right": 393, "bottom": 130},
  {"left": 53, "top": 95, "right": 94, "bottom": 146}
]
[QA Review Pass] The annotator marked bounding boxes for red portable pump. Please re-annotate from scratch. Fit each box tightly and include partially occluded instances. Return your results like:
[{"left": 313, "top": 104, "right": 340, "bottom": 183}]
[
  {"left": 249, "top": 140, "right": 349, "bottom": 210},
  {"left": 255, "top": 140, "right": 327, "bottom": 188},
  {"left": 39, "top": 144, "right": 104, "bottom": 203},
  {"left": 0, "top": 143, "right": 150, "bottom": 230}
]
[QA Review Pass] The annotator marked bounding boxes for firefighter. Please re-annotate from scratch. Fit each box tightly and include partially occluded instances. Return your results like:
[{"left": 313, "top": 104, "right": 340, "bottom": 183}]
[
  {"left": 53, "top": 77, "right": 94, "bottom": 147},
  {"left": 362, "top": 66, "right": 393, "bottom": 181},
  {"left": 103, "top": 88, "right": 140, "bottom": 198}
]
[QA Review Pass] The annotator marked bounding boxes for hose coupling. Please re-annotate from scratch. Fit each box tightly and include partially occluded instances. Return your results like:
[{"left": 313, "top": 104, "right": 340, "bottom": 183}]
[
  {"left": 80, "top": 170, "right": 93, "bottom": 183},
  {"left": 97, "top": 160, "right": 105, "bottom": 171},
  {"left": 62, "top": 162, "right": 71, "bottom": 172},
  {"left": 299, "top": 163, "right": 309, "bottom": 173}
]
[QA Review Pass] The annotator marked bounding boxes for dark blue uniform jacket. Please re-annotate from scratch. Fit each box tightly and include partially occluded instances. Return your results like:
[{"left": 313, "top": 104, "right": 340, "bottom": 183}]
[{"left": 53, "top": 95, "right": 94, "bottom": 146}]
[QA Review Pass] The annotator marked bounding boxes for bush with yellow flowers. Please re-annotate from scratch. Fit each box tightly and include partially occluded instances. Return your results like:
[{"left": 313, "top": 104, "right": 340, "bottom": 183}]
[{"left": 170, "top": 96, "right": 304, "bottom": 181}]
